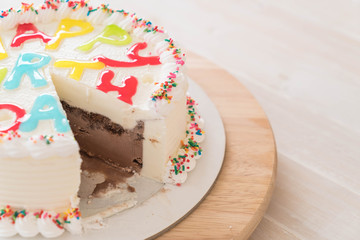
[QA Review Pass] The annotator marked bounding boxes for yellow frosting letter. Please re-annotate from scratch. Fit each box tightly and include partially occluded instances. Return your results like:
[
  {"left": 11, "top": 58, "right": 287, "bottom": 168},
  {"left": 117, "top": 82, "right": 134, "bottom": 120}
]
[
  {"left": 0, "top": 38, "right": 8, "bottom": 61},
  {"left": 46, "top": 18, "right": 94, "bottom": 50},
  {"left": 0, "top": 68, "right": 8, "bottom": 84},
  {"left": 77, "top": 24, "right": 132, "bottom": 51},
  {"left": 54, "top": 60, "right": 105, "bottom": 81}
]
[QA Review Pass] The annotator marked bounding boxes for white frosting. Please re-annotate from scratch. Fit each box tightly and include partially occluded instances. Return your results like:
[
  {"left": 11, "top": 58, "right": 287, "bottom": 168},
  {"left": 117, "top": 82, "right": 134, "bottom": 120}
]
[
  {"left": 37, "top": 8, "right": 56, "bottom": 23},
  {"left": 0, "top": 217, "right": 17, "bottom": 237},
  {"left": 163, "top": 97, "right": 205, "bottom": 184},
  {"left": 17, "top": 11, "right": 36, "bottom": 25},
  {"left": 167, "top": 168, "right": 188, "bottom": 184},
  {"left": 87, "top": 10, "right": 108, "bottom": 24},
  {"left": 15, "top": 214, "right": 39, "bottom": 238},
  {"left": 0, "top": 12, "right": 19, "bottom": 30},
  {"left": 187, "top": 121, "right": 205, "bottom": 143},
  {"left": 56, "top": 3, "right": 72, "bottom": 20},
  {"left": 0, "top": 154, "right": 81, "bottom": 210},
  {"left": 142, "top": 90, "right": 188, "bottom": 181},
  {"left": 178, "top": 149, "right": 196, "bottom": 171},
  {"left": 69, "top": 7, "right": 88, "bottom": 20},
  {"left": 0, "top": 134, "right": 79, "bottom": 159},
  {"left": 64, "top": 217, "right": 82, "bottom": 235},
  {"left": 37, "top": 212, "right": 64, "bottom": 238},
  {"left": 0, "top": 208, "right": 82, "bottom": 238}
]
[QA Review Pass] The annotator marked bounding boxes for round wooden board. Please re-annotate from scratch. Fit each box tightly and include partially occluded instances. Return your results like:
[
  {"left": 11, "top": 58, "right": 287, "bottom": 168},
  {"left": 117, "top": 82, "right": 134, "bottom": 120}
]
[{"left": 157, "top": 52, "right": 277, "bottom": 240}]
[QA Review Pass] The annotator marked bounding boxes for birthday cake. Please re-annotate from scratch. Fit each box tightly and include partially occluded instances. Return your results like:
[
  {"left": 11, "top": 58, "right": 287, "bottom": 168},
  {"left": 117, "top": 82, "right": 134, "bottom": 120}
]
[{"left": 0, "top": 1, "right": 204, "bottom": 238}]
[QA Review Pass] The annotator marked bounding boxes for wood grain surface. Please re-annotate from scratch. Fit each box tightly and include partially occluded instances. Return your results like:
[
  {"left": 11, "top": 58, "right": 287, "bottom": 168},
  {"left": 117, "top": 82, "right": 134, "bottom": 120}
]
[{"left": 157, "top": 53, "right": 277, "bottom": 239}]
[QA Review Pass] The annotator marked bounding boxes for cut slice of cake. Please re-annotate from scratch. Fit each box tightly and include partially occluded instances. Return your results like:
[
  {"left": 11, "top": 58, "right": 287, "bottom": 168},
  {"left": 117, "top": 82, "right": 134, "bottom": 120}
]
[{"left": 0, "top": 53, "right": 82, "bottom": 238}]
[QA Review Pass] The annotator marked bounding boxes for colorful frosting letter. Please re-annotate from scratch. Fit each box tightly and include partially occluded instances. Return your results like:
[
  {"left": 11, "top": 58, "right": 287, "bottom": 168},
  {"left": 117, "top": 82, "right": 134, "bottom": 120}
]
[
  {"left": 0, "top": 68, "right": 8, "bottom": 84},
  {"left": 54, "top": 60, "right": 105, "bottom": 81},
  {"left": 20, "top": 94, "right": 70, "bottom": 133},
  {"left": 77, "top": 24, "right": 132, "bottom": 51},
  {"left": 97, "top": 70, "right": 138, "bottom": 105},
  {"left": 0, "top": 104, "right": 26, "bottom": 133},
  {"left": 46, "top": 18, "right": 94, "bottom": 50},
  {"left": 94, "top": 42, "right": 161, "bottom": 67},
  {"left": 0, "top": 38, "right": 8, "bottom": 61},
  {"left": 3, "top": 53, "right": 51, "bottom": 90},
  {"left": 11, "top": 23, "right": 53, "bottom": 47}
]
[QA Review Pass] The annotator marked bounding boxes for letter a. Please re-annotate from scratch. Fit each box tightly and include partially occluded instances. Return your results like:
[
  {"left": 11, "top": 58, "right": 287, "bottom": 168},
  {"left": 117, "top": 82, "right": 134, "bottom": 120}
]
[
  {"left": 20, "top": 94, "right": 70, "bottom": 133},
  {"left": 11, "top": 23, "right": 53, "bottom": 47},
  {"left": 3, "top": 53, "right": 51, "bottom": 90}
]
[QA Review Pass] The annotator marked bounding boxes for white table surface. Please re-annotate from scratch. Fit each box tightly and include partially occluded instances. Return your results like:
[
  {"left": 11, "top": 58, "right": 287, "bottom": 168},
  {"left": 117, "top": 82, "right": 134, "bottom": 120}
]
[{"left": 7, "top": 0, "right": 360, "bottom": 239}]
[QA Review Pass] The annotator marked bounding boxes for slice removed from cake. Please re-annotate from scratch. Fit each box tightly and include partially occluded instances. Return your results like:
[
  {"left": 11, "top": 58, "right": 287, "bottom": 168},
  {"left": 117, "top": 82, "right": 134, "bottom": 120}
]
[{"left": 0, "top": 53, "right": 82, "bottom": 238}]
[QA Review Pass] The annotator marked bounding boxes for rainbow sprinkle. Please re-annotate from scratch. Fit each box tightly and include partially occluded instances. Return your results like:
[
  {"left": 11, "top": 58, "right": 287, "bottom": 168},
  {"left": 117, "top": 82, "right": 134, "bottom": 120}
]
[
  {"left": 151, "top": 72, "right": 178, "bottom": 103},
  {"left": 21, "top": 3, "right": 36, "bottom": 13},
  {"left": 170, "top": 137, "right": 203, "bottom": 175},
  {"left": 0, "top": 131, "right": 21, "bottom": 143},
  {"left": 169, "top": 97, "right": 204, "bottom": 175},
  {"left": 0, "top": 205, "right": 14, "bottom": 222},
  {"left": 87, "top": 7, "right": 97, "bottom": 16},
  {"left": 0, "top": 1, "right": 185, "bottom": 104},
  {"left": 29, "top": 135, "right": 55, "bottom": 144},
  {"left": 64, "top": 208, "right": 81, "bottom": 221},
  {"left": 0, "top": 206, "right": 81, "bottom": 228},
  {"left": 34, "top": 210, "right": 44, "bottom": 219},
  {"left": 134, "top": 19, "right": 164, "bottom": 34},
  {"left": 0, "top": 8, "right": 13, "bottom": 18},
  {"left": 67, "top": 0, "right": 89, "bottom": 10},
  {"left": 41, "top": 135, "right": 54, "bottom": 145},
  {"left": 41, "top": 1, "right": 59, "bottom": 10},
  {"left": 150, "top": 38, "right": 185, "bottom": 103}
]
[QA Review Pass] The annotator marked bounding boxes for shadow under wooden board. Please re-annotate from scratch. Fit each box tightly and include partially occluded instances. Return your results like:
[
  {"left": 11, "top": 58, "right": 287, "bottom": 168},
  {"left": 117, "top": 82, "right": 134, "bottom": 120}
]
[{"left": 158, "top": 52, "right": 277, "bottom": 240}]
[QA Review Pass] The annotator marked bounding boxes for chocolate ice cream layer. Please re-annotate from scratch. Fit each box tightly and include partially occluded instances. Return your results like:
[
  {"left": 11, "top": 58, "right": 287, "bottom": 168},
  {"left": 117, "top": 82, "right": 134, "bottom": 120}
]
[{"left": 61, "top": 101, "right": 144, "bottom": 197}]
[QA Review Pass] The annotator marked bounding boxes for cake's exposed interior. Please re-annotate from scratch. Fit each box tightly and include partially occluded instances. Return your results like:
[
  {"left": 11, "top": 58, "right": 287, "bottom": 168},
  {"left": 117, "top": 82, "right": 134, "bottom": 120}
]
[{"left": 61, "top": 100, "right": 144, "bottom": 197}]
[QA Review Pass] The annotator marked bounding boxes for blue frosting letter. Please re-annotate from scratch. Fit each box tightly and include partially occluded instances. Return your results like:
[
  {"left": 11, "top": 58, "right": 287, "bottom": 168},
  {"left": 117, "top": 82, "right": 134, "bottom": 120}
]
[
  {"left": 20, "top": 94, "right": 70, "bottom": 133},
  {"left": 3, "top": 52, "right": 51, "bottom": 90}
]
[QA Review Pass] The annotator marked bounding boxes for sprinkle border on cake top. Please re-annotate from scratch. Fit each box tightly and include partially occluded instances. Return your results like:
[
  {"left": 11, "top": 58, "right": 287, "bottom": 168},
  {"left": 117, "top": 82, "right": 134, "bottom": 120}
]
[
  {"left": 0, "top": 0, "right": 203, "bottom": 179},
  {"left": 0, "top": 0, "right": 188, "bottom": 150},
  {"left": 0, "top": 0, "right": 186, "bottom": 106}
]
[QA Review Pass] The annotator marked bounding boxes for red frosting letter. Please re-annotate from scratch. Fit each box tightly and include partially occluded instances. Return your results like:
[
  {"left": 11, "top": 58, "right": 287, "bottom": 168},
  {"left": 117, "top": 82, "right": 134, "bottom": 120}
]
[
  {"left": 11, "top": 23, "right": 53, "bottom": 47},
  {"left": 94, "top": 42, "right": 161, "bottom": 68},
  {"left": 96, "top": 70, "right": 138, "bottom": 105},
  {"left": 0, "top": 104, "right": 26, "bottom": 133}
]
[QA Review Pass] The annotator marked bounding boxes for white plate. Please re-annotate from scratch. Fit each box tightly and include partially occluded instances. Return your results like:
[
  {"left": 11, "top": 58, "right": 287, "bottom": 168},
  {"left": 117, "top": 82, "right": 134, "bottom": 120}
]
[{"left": 9, "top": 78, "right": 226, "bottom": 240}]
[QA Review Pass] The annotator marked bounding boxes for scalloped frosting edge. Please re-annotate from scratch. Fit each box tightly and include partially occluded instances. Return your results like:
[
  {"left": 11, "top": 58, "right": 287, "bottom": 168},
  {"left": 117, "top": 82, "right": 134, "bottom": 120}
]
[
  {"left": 0, "top": 205, "right": 81, "bottom": 238},
  {"left": 163, "top": 96, "right": 205, "bottom": 184}
]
